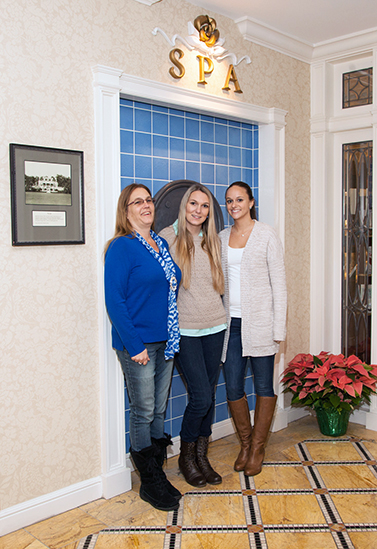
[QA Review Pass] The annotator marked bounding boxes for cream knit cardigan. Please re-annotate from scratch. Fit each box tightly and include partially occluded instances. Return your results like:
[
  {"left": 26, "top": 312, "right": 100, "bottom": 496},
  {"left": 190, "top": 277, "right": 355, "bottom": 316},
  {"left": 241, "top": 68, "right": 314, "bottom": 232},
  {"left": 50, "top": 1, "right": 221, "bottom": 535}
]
[{"left": 220, "top": 221, "right": 287, "bottom": 361}]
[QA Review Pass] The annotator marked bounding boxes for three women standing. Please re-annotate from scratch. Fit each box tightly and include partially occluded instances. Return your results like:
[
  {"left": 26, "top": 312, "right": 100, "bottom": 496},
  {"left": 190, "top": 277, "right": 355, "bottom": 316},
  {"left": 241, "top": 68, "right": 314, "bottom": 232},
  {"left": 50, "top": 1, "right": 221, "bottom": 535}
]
[
  {"left": 104, "top": 184, "right": 182, "bottom": 511},
  {"left": 160, "top": 184, "right": 226, "bottom": 487},
  {"left": 220, "top": 181, "right": 287, "bottom": 477}
]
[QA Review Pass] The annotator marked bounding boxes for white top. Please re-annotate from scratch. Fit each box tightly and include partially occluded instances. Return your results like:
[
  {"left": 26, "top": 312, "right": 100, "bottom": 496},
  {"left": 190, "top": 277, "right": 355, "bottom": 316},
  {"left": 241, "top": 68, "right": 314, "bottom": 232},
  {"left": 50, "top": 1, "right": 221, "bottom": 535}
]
[{"left": 228, "top": 246, "right": 244, "bottom": 318}]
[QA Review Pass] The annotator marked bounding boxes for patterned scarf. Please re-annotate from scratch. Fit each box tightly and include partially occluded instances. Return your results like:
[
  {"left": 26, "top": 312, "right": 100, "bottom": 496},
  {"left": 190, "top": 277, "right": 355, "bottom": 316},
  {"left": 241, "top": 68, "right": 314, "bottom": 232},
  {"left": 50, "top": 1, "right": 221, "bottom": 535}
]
[{"left": 134, "top": 230, "right": 180, "bottom": 359}]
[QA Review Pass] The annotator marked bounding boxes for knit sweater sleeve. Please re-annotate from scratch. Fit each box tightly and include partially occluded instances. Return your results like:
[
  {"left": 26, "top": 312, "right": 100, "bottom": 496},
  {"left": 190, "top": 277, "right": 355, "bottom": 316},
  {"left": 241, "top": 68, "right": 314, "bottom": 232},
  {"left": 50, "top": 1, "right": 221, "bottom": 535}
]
[{"left": 267, "top": 230, "right": 287, "bottom": 342}]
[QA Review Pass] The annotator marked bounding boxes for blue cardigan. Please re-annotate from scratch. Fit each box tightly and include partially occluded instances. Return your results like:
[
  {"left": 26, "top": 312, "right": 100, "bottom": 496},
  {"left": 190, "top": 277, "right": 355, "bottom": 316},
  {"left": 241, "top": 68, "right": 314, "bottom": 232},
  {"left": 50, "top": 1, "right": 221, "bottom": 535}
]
[{"left": 104, "top": 235, "right": 181, "bottom": 357}]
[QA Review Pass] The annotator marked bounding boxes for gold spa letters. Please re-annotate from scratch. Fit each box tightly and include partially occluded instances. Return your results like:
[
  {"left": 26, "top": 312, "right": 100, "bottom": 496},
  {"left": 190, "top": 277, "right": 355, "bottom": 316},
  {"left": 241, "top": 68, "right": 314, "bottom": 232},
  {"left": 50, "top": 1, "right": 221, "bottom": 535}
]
[{"left": 169, "top": 48, "right": 243, "bottom": 94}]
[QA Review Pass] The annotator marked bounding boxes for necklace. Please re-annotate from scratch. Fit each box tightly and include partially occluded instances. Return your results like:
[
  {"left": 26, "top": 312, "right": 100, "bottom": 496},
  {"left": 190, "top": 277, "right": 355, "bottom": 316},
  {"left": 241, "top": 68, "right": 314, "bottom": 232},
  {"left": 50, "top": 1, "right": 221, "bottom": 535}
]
[{"left": 232, "top": 224, "right": 253, "bottom": 237}]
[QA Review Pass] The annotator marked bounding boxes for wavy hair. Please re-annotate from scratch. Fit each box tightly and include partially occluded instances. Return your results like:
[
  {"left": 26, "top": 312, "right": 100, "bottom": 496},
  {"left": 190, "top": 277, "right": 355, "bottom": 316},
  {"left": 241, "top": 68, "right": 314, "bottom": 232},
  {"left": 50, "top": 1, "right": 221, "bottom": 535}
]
[
  {"left": 104, "top": 183, "right": 153, "bottom": 256},
  {"left": 175, "top": 184, "right": 224, "bottom": 294}
]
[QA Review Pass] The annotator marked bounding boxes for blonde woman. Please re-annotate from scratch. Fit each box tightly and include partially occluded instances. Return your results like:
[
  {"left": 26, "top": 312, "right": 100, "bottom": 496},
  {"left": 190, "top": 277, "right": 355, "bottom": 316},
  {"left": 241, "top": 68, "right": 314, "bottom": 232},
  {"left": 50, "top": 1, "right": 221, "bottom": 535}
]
[{"left": 160, "top": 184, "right": 226, "bottom": 487}]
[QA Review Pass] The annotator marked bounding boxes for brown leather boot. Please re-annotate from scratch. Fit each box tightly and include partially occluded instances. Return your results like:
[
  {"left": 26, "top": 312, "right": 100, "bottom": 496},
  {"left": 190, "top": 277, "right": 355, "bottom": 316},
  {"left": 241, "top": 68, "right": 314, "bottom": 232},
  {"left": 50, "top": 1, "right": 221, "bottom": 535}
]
[
  {"left": 227, "top": 394, "right": 252, "bottom": 471},
  {"left": 196, "top": 436, "right": 222, "bottom": 485},
  {"left": 178, "top": 440, "right": 206, "bottom": 487},
  {"left": 244, "top": 395, "right": 277, "bottom": 477}
]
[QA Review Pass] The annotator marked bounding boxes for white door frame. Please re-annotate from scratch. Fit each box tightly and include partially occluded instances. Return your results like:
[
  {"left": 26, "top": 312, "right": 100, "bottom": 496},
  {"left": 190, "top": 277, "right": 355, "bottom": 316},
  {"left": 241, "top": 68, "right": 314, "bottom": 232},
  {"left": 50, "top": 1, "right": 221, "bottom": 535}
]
[{"left": 92, "top": 65, "right": 288, "bottom": 498}]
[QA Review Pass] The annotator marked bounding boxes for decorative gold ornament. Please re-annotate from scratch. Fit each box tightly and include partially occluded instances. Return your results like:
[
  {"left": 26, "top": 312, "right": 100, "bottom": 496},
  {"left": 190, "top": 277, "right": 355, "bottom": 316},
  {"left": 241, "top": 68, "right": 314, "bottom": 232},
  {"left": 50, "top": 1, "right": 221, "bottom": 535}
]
[{"left": 194, "top": 15, "right": 219, "bottom": 48}]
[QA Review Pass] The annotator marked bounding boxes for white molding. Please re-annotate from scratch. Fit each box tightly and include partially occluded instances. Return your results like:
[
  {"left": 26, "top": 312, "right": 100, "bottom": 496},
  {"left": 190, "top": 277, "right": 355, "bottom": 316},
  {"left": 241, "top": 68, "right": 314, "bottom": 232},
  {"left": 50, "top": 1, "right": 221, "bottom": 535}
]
[
  {"left": 93, "top": 65, "right": 132, "bottom": 501},
  {"left": 235, "top": 16, "right": 377, "bottom": 65},
  {"left": 0, "top": 477, "right": 102, "bottom": 537},
  {"left": 92, "top": 66, "right": 287, "bottom": 504},
  {"left": 312, "top": 29, "right": 377, "bottom": 63},
  {"left": 133, "top": 0, "right": 161, "bottom": 5},
  {"left": 118, "top": 73, "right": 286, "bottom": 125},
  {"left": 235, "top": 16, "right": 313, "bottom": 64}
]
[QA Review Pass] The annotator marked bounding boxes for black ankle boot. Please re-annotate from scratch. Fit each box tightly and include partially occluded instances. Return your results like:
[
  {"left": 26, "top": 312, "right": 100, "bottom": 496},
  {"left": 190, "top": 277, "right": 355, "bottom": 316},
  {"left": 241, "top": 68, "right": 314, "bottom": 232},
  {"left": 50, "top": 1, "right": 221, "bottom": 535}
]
[
  {"left": 178, "top": 440, "right": 206, "bottom": 487},
  {"left": 196, "top": 436, "right": 222, "bottom": 485},
  {"left": 130, "top": 446, "right": 179, "bottom": 511},
  {"left": 152, "top": 434, "right": 182, "bottom": 501}
]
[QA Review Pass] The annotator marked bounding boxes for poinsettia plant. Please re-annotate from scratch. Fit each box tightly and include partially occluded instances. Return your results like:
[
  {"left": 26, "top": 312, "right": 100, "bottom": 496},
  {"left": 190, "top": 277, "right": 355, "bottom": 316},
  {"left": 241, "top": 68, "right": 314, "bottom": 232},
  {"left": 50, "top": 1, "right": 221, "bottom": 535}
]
[{"left": 282, "top": 352, "right": 377, "bottom": 413}]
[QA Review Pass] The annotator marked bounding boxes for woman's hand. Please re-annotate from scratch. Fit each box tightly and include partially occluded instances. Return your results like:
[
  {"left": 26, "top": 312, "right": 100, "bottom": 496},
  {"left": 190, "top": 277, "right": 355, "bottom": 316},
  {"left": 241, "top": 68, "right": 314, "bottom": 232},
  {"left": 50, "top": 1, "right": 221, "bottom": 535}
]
[{"left": 131, "top": 349, "right": 150, "bottom": 366}]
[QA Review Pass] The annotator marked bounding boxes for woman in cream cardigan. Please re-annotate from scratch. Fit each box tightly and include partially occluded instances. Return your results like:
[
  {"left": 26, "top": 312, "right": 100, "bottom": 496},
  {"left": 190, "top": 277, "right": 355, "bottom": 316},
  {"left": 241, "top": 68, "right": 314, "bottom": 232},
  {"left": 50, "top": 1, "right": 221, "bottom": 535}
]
[{"left": 220, "top": 181, "right": 287, "bottom": 477}]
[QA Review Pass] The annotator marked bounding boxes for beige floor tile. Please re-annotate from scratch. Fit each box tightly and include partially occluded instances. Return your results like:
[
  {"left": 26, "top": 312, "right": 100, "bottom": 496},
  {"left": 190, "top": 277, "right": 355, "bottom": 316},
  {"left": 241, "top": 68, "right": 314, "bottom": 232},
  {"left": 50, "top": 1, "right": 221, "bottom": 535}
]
[
  {"left": 331, "top": 493, "right": 377, "bottom": 523},
  {"left": 25, "top": 508, "right": 106, "bottom": 549},
  {"left": 363, "top": 440, "right": 377, "bottom": 455},
  {"left": 0, "top": 529, "right": 48, "bottom": 549},
  {"left": 182, "top": 495, "right": 244, "bottom": 525},
  {"left": 181, "top": 533, "right": 251, "bottom": 548},
  {"left": 81, "top": 490, "right": 168, "bottom": 527},
  {"left": 94, "top": 533, "right": 165, "bottom": 548},
  {"left": 348, "top": 531, "right": 377, "bottom": 548},
  {"left": 258, "top": 494, "right": 326, "bottom": 525},
  {"left": 265, "top": 532, "right": 336, "bottom": 549},
  {"left": 306, "top": 441, "right": 362, "bottom": 461},
  {"left": 317, "top": 464, "right": 377, "bottom": 489},
  {"left": 254, "top": 464, "right": 312, "bottom": 490}
]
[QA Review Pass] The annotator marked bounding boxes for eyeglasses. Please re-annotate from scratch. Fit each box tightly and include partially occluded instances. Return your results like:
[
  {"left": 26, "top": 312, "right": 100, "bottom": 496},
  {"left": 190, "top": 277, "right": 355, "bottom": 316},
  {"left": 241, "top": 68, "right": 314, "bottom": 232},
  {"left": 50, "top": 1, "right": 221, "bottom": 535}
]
[{"left": 127, "top": 197, "right": 155, "bottom": 208}]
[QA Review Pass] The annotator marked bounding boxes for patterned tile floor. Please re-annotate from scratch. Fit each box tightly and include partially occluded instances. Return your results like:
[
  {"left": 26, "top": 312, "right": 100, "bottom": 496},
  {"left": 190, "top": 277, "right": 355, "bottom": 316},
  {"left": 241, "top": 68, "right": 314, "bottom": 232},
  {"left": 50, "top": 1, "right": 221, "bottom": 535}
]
[{"left": 2, "top": 416, "right": 377, "bottom": 549}]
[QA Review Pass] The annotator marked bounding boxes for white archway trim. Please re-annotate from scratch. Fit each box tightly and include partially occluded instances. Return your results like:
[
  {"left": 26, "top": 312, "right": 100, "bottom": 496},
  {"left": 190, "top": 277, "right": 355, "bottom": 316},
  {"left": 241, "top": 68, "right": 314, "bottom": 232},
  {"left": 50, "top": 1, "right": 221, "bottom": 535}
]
[
  {"left": 93, "top": 65, "right": 287, "bottom": 498},
  {"left": 310, "top": 51, "right": 377, "bottom": 431}
]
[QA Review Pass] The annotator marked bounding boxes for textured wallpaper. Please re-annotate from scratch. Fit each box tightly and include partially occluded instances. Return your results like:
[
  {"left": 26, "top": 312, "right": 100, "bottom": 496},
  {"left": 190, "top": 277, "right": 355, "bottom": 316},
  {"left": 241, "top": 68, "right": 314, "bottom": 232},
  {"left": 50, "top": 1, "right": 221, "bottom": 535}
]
[{"left": 0, "top": 0, "right": 310, "bottom": 510}]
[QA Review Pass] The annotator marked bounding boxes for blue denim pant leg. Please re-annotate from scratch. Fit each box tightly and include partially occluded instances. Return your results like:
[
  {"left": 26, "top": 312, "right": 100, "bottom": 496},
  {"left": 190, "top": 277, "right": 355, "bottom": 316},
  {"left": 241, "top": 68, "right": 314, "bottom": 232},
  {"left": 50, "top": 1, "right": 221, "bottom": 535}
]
[
  {"left": 222, "top": 318, "right": 275, "bottom": 400},
  {"left": 176, "top": 331, "right": 225, "bottom": 442},
  {"left": 116, "top": 342, "right": 174, "bottom": 451}
]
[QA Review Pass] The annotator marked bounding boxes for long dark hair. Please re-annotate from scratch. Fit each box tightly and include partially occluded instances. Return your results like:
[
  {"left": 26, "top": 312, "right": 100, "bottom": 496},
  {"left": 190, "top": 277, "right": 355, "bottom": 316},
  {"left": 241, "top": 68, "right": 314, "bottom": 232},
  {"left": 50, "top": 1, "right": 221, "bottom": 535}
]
[{"left": 226, "top": 181, "right": 257, "bottom": 220}]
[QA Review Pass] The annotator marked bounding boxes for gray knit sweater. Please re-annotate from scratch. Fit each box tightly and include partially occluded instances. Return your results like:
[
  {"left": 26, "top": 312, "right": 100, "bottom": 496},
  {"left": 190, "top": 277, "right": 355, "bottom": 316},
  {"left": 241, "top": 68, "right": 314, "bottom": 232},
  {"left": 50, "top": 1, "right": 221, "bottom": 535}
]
[
  {"left": 220, "top": 221, "right": 287, "bottom": 360},
  {"left": 159, "top": 225, "right": 226, "bottom": 330}
]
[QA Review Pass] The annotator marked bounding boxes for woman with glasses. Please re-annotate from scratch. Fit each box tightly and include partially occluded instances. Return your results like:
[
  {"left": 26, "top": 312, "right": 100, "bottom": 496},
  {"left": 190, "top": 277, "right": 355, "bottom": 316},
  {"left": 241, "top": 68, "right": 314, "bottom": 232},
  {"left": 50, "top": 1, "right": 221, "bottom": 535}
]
[
  {"left": 160, "top": 184, "right": 226, "bottom": 488},
  {"left": 104, "top": 183, "right": 181, "bottom": 511},
  {"left": 220, "top": 181, "right": 287, "bottom": 477}
]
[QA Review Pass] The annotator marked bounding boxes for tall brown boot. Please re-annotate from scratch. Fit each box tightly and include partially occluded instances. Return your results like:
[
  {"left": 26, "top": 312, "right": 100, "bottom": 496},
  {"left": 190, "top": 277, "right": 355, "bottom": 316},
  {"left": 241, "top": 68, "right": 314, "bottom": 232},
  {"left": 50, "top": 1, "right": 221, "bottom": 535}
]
[
  {"left": 244, "top": 395, "right": 277, "bottom": 477},
  {"left": 227, "top": 394, "right": 252, "bottom": 471}
]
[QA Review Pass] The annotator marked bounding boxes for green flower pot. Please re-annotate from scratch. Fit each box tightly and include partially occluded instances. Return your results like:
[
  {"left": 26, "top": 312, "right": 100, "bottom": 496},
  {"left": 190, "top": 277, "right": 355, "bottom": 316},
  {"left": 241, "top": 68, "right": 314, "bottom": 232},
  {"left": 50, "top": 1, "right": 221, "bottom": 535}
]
[{"left": 315, "top": 406, "right": 351, "bottom": 437}]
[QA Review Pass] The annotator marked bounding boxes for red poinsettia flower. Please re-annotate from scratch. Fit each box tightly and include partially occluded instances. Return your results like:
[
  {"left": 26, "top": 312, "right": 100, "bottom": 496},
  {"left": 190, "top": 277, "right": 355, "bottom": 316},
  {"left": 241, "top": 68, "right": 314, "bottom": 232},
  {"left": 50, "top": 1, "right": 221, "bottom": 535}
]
[{"left": 281, "top": 351, "right": 377, "bottom": 413}]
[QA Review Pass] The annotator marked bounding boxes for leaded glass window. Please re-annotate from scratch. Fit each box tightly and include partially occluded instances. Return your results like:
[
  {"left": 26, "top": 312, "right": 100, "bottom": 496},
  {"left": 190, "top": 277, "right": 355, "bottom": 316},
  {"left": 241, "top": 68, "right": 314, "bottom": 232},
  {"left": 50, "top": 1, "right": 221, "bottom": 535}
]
[
  {"left": 343, "top": 68, "right": 373, "bottom": 109},
  {"left": 342, "top": 141, "right": 373, "bottom": 363}
]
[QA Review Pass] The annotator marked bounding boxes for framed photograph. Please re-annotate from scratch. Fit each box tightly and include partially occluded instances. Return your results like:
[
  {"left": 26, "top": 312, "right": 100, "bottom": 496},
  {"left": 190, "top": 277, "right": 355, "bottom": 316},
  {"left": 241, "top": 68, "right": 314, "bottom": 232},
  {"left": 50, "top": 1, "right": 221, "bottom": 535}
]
[{"left": 10, "top": 143, "right": 85, "bottom": 246}]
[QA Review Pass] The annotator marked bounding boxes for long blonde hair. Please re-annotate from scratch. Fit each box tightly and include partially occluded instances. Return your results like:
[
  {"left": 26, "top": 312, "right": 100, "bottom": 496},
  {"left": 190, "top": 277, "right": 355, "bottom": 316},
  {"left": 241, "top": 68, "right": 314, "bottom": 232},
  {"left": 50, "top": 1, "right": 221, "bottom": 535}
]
[
  {"left": 175, "top": 184, "right": 224, "bottom": 294},
  {"left": 104, "top": 183, "right": 154, "bottom": 256}
]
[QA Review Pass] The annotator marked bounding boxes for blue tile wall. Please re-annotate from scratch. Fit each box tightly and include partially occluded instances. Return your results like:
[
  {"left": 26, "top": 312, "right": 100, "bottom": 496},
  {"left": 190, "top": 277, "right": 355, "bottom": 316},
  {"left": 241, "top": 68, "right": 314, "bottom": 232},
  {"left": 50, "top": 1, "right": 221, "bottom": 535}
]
[{"left": 120, "top": 97, "right": 259, "bottom": 452}]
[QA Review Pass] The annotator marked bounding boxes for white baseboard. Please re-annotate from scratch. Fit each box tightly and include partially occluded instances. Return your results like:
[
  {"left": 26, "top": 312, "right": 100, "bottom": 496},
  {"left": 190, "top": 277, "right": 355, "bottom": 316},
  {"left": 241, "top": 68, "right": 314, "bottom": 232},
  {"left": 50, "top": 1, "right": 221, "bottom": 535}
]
[
  {"left": 365, "top": 410, "right": 377, "bottom": 431},
  {"left": 101, "top": 466, "right": 132, "bottom": 499},
  {"left": 0, "top": 476, "right": 102, "bottom": 537}
]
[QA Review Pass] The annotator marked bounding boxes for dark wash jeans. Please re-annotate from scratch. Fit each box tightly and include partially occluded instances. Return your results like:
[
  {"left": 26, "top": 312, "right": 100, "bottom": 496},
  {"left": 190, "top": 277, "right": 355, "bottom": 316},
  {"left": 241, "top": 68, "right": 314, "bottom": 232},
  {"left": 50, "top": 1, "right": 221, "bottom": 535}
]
[
  {"left": 222, "top": 317, "right": 275, "bottom": 401},
  {"left": 116, "top": 341, "right": 173, "bottom": 452},
  {"left": 175, "top": 330, "right": 225, "bottom": 443}
]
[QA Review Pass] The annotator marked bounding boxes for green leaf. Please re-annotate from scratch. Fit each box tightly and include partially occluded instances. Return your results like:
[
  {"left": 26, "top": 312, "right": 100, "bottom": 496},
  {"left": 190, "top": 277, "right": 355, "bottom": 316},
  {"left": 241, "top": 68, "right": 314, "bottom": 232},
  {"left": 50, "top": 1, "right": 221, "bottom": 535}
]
[{"left": 329, "top": 394, "right": 341, "bottom": 408}]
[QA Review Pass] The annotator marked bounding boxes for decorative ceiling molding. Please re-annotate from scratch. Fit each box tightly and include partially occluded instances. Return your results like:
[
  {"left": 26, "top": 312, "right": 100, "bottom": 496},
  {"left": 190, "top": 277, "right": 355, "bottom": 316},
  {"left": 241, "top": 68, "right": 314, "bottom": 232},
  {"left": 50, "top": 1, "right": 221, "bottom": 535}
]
[
  {"left": 133, "top": 0, "right": 161, "bottom": 6},
  {"left": 235, "top": 16, "right": 377, "bottom": 64},
  {"left": 235, "top": 16, "right": 313, "bottom": 64}
]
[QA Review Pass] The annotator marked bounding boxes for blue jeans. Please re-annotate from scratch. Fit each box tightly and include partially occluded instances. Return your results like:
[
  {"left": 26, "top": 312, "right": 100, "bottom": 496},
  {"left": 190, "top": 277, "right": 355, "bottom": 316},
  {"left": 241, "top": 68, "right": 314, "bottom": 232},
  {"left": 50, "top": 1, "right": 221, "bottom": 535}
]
[
  {"left": 116, "top": 342, "right": 174, "bottom": 451},
  {"left": 175, "top": 330, "right": 225, "bottom": 442},
  {"left": 222, "top": 318, "right": 275, "bottom": 401}
]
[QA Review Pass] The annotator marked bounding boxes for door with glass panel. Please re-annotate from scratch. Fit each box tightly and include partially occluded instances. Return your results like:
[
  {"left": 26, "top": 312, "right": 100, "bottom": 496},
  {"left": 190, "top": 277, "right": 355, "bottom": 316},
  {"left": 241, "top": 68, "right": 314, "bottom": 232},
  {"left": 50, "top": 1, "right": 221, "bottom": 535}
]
[{"left": 342, "top": 141, "right": 373, "bottom": 363}]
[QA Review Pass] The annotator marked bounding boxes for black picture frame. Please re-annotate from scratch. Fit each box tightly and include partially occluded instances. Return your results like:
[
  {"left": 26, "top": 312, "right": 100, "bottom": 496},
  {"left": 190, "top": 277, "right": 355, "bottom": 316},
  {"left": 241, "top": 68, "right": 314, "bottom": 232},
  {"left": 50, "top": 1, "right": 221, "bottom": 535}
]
[{"left": 10, "top": 143, "right": 85, "bottom": 246}]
